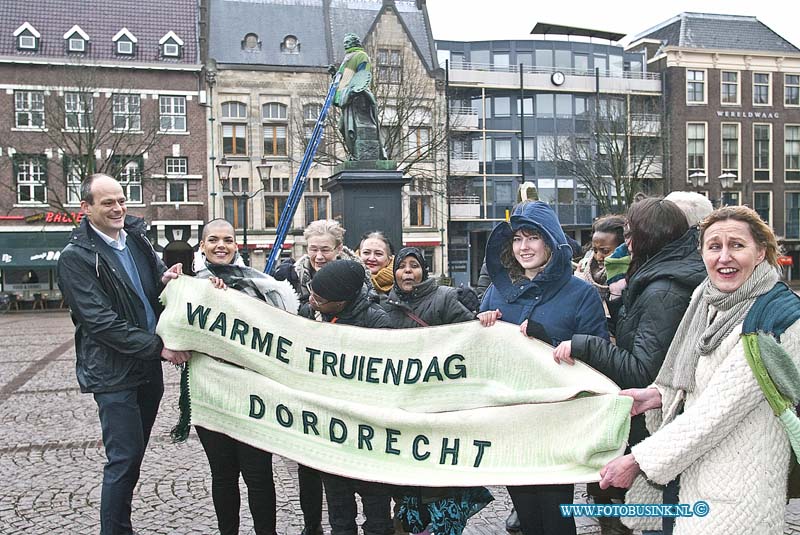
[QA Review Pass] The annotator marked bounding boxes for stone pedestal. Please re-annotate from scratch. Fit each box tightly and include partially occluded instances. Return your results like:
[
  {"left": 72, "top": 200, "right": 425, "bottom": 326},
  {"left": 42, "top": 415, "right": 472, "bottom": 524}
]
[{"left": 324, "top": 161, "right": 408, "bottom": 251}]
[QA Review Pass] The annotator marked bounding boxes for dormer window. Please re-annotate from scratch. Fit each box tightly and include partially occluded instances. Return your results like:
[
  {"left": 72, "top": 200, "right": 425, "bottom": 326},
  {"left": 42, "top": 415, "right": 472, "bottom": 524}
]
[
  {"left": 63, "top": 25, "right": 90, "bottom": 53},
  {"left": 14, "top": 22, "right": 40, "bottom": 51},
  {"left": 159, "top": 31, "right": 184, "bottom": 59},
  {"left": 242, "top": 33, "right": 261, "bottom": 51},
  {"left": 281, "top": 35, "right": 300, "bottom": 54},
  {"left": 112, "top": 28, "right": 138, "bottom": 56}
]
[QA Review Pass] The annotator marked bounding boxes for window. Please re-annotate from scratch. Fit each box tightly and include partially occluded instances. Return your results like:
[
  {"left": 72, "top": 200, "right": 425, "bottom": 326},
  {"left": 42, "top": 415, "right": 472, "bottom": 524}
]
[
  {"left": 166, "top": 181, "right": 187, "bottom": 203},
  {"left": 535, "top": 49, "right": 552, "bottom": 68},
  {"left": 15, "top": 24, "right": 40, "bottom": 50},
  {"left": 409, "top": 195, "right": 431, "bottom": 226},
  {"left": 687, "top": 123, "right": 706, "bottom": 180},
  {"left": 494, "top": 139, "right": 511, "bottom": 160},
  {"left": 787, "top": 193, "right": 800, "bottom": 239},
  {"left": 304, "top": 196, "right": 328, "bottom": 226},
  {"left": 554, "top": 50, "right": 571, "bottom": 69},
  {"left": 263, "top": 125, "right": 287, "bottom": 156},
  {"left": 65, "top": 92, "right": 93, "bottom": 130},
  {"left": 14, "top": 90, "right": 44, "bottom": 128},
  {"left": 721, "top": 191, "right": 740, "bottom": 207},
  {"left": 66, "top": 170, "right": 82, "bottom": 204},
  {"left": 262, "top": 102, "right": 287, "bottom": 156},
  {"left": 753, "top": 191, "right": 771, "bottom": 225},
  {"left": 222, "top": 176, "right": 249, "bottom": 193},
  {"left": 116, "top": 159, "right": 142, "bottom": 203},
  {"left": 787, "top": 125, "right": 800, "bottom": 181},
  {"left": 753, "top": 124, "right": 771, "bottom": 181},
  {"left": 536, "top": 94, "right": 553, "bottom": 118},
  {"left": 224, "top": 196, "right": 246, "bottom": 228},
  {"left": 112, "top": 94, "right": 141, "bottom": 130},
  {"left": 721, "top": 123, "right": 740, "bottom": 180},
  {"left": 222, "top": 101, "right": 247, "bottom": 119},
  {"left": 377, "top": 48, "right": 402, "bottom": 84},
  {"left": 686, "top": 69, "right": 706, "bottom": 104},
  {"left": 68, "top": 37, "right": 86, "bottom": 52},
  {"left": 281, "top": 35, "right": 299, "bottom": 54},
  {"left": 166, "top": 157, "right": 188, "bottom": 175},
  {"left": 14, "top": 155, "right": 47, "bottom": 204},
  {"left": 64, "top": 156, "right": 88, "bottom": 204},
  {"left": 787, "top": 75, "right": 800, "bottom": 107},
  {"left": 721, "top": 71, "right": 739, "bottom": 105},
  {"left": 555, "top": 94, "right": 572, "bottom": 117},
  {"left": 262, "top": 102, "right": 287, "bottom": 120},
  {"left": 516, "top": 97, "right": 534, "bottom": 116},
  {"left": 160, "top": 34, "right": 182, "bottom": 58},
  {"left": 159, "top": 96, "right": 186, "bottom": 132},
  {"left": 494, "top": 97, "right": 510, "bottom": 117},
  {"left": 223, "top": 124, "right": 247, "bottom": 155},
  {"left": 753, "top": 73, "right": 771, "bottom": 105},
  {"left": 265, "top": 196, "right": 288, "bottom": 228},
  {"left": 407, "top": 127, "right": 430, "bottom": 158},
  {"left": 304, "top": 103, "right": 322, "bottom": 122},
  {"left": 116, "top": 38, "right": 134, "bottom": 55},
  {"left": 493, "top": 53, "right": 509, "bottom": 68}
]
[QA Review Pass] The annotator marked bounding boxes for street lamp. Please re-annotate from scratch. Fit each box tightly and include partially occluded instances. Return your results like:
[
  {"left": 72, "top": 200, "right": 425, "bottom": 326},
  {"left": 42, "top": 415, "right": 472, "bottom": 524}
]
[
  {"left": 689, "top": 171, "right": 707, "bottom": 189},
  {"left": 719, "top": 172, "right": 736, "bottom": 190},
  {"left": 215, "top": 158, "right": 273, "bottom": 266}
]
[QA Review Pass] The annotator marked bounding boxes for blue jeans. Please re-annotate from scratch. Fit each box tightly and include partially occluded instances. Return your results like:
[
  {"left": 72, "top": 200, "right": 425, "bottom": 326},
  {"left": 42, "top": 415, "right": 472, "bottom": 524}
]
[{"left": 94, "top": 371, "right": 163, "bottom": 535}]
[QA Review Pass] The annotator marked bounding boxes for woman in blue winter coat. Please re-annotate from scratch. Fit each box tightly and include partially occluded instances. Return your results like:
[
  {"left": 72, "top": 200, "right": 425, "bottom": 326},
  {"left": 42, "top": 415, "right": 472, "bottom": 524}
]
[{"left": 478, "top": 200, "right": 608, "bottom": 535}]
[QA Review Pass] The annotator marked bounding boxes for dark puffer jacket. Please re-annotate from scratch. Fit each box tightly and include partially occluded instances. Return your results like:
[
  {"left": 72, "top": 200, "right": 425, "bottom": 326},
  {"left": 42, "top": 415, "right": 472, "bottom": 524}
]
[
  {"left": 480, "top": 201, "right": 608, "bottom": 345},
  {"left": 383, "top": 277, "right": 474, "bottom": 328},
  {"left": 57, "top": 216, "right": 167, "bottom": 393},
  {"left": 318, "top": 285, "right": 391, "bottom": 328},
  {"left": 571, "top": 228, "right": 706, "bottom": 443}
]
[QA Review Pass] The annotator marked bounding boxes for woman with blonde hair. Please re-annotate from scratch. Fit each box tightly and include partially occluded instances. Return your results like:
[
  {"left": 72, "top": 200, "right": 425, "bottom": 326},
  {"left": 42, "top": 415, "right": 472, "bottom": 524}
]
[{"left": 600, "top": 205, "right": 800, "bottom": 535}]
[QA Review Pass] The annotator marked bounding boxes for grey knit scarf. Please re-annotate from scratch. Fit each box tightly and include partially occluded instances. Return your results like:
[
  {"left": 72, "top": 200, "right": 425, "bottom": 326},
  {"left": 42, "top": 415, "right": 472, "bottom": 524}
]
[{"left": 656, "top": 260, "right": 779, "bottom": 396}]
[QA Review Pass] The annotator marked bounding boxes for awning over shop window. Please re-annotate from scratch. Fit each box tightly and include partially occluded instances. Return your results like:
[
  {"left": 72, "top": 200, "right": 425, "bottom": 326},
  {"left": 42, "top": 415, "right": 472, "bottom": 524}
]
[{"left": 0, "top": 232, "right": 71, "bottom": 268}]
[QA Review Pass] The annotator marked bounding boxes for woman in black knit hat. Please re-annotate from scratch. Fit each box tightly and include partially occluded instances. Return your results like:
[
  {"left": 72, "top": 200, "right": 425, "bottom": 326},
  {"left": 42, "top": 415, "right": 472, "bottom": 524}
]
[{"left": 307, "top": 259, "right": 394, "bottom": 535}]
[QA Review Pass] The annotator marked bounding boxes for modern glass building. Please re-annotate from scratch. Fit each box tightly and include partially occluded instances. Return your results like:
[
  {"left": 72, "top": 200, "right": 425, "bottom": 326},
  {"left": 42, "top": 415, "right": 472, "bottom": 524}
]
[{"left": 437, "top": 27, "right": 663, "bottom": 286}]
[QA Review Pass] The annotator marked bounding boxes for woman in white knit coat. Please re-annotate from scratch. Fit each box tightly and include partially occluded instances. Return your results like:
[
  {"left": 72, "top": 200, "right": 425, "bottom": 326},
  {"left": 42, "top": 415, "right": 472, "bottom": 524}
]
[{"left": 599, "top": 205, "right": 800, "bottom": 535}]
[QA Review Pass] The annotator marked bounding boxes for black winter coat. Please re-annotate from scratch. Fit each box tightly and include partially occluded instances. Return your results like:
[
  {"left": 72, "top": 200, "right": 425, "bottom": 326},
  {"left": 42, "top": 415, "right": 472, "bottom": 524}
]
[
  {"left": 317, "top": 286, "right": 391, "bottom": 328},
  {"left": 57, "top": 216, "right": 167, "bottom": 393},
  {"left": 382, "top": 278, "right": 474, "bottom": 328},
  {"left": 571, "top": 229, "right": 706, "bottom": 443}
]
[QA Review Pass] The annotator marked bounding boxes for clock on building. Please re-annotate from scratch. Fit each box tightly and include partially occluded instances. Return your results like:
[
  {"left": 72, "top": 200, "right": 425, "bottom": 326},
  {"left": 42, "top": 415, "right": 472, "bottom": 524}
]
[{"left": 551, "top": 71, "right": 565, "bottom": 86}]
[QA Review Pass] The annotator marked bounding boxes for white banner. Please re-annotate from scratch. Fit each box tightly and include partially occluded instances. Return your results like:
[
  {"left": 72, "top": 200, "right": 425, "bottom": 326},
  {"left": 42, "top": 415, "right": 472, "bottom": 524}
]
[{"left": 157, "top": 276, "right": 631, "bottom": 486}]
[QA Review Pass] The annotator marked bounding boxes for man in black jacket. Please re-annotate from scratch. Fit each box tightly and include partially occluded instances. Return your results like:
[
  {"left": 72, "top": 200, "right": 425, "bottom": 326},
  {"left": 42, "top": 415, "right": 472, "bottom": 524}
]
[{"left": 57, "top": 174, "right": 188, "bottom": 535}]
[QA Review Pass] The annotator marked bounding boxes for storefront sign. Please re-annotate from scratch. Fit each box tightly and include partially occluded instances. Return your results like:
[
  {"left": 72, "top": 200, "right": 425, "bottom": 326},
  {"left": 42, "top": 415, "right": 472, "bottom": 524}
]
[
  {"left": 715, "top": 110, "right": 780, "bottom": 120},
  {"left": 24, "top": 212, "right": 83, "bottom": 224}
]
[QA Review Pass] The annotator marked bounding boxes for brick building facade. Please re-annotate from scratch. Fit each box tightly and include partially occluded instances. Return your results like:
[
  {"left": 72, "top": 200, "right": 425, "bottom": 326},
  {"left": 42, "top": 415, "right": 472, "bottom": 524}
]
[{"left": 0, "top": 0, "right": 207, "bottom": 302}]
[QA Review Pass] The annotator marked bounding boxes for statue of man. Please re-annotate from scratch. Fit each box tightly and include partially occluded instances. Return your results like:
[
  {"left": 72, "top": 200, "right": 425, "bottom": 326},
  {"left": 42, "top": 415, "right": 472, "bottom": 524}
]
[{"left": 332, "top": 33, "right": 388, "bottom": 161}]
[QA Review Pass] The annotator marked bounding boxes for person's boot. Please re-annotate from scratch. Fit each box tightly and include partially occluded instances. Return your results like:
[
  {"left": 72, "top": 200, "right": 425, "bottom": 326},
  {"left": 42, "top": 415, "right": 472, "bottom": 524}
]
[
  {"left": 300, "top": 525, "right": 323, "bottom": 535},
  {"left": 505, "top": 508, "right": 520, "bottom": 532}
]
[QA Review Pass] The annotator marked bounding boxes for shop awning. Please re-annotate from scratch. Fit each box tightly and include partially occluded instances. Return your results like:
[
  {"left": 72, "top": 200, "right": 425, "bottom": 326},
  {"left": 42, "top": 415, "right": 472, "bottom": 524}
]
[{"left": 0, "top": 232, "right": 71, "bottom": 268}]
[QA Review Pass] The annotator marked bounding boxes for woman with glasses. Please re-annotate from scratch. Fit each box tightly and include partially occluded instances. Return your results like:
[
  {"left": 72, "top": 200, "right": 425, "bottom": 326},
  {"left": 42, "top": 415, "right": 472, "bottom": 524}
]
[{"left": 552, "top": 197, "right": 706, "bottom": 535}]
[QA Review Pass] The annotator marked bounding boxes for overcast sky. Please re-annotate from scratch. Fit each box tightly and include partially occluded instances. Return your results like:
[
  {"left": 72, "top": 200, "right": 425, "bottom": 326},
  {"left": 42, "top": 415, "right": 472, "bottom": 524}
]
[{"left": 425, "top": 0, "right": 800, "bottom": 49}]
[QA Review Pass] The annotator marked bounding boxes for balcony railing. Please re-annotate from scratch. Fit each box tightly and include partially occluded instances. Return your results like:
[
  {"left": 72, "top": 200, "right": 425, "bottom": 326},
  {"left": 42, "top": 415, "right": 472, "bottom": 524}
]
[
  {"left": 449, "top": 195, "right": 481, "bottom": 219},
  {"left": 450, "top": 152, "right": 480, "bottom": 174},
  {"left": 451, "top": 62, "right": 661, "bottom": 81}
]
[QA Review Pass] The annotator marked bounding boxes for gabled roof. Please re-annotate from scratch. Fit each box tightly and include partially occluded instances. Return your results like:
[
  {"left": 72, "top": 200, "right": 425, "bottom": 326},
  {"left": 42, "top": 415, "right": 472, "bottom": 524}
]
[
  {"left": 63, "top": 24, "right": 89, "bottom": 41},
  {"left": 112, "top": 28, "right": 138, "bottom": 43},
  {"left": 209, "top": 0, "right": 437, "bottom": 71},
  {"left": 13, "top": 22, "right": 40, "bottom": 38},
  {"left": 159, "top": 31, "right": 184, "bottom": 46},
  {"left": 0, "top": 0, "right": 199, "bottom": 64},
  {"left": 630, "top": 12, "right": 800, "bottom": 55}
]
